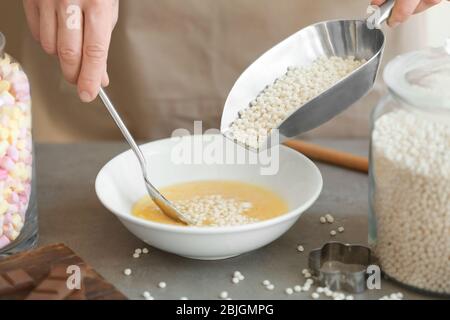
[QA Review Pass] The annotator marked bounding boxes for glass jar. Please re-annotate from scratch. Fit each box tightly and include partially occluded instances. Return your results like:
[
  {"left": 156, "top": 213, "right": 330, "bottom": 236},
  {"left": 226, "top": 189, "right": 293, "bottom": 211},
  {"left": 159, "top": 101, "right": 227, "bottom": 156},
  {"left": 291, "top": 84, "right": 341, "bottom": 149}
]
[
  {"left": 0, "top": 32, "right": 37, "bottom": 256},
  {"left": 369, "top": 44, "right": 450, "bottom": 296}
]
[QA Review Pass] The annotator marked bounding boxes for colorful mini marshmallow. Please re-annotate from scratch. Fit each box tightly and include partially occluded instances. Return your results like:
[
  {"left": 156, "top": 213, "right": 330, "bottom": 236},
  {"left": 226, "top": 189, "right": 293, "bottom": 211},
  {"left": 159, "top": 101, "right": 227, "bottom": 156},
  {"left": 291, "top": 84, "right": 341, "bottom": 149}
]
[{"left": 0, "top": 54, "right": 32, "bottom": 250}]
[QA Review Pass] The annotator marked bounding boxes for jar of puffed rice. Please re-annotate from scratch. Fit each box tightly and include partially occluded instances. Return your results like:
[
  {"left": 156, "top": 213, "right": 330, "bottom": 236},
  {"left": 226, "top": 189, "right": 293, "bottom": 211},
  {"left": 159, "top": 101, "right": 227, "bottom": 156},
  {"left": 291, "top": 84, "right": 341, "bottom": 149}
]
[
  {"left": 369, "top": 44, "right": 450, "bottom": 296},
  {"left": 0, "top": 32, "right": 37, "bottom": 256}
]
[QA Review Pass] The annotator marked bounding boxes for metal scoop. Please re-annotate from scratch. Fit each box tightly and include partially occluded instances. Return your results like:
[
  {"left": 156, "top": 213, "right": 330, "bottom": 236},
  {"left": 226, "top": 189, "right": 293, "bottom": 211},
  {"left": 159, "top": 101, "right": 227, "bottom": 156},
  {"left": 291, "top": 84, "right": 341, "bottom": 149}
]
[
  {"left": 221, "top": 0, "right": 394, "bottom": 151},
  {"left": 98, "top": 89, "right": 189, "bottom": 224}
]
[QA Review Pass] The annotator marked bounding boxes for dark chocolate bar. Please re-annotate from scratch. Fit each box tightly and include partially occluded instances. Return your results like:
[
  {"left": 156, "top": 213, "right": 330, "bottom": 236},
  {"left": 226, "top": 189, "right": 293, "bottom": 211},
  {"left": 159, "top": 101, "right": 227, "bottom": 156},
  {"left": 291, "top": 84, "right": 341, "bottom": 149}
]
[
  {"left": 0, "top": 269, "right": 35, "bottom": 295},
  {"left": 66, "top": 285, "right": 86, "bottom": 300},
  {"left": 26, "top": 264, "right": 85, "bottom": 300},
  {"left": 0, "top": 243, "right": 126, "bottom": 300}
]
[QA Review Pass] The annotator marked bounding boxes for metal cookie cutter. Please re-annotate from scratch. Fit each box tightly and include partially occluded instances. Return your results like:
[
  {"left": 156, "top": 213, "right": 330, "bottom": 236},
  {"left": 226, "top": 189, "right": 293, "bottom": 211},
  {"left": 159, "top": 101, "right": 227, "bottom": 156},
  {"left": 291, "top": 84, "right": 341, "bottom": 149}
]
[{"left": 308, "top": 242, "right": 378, "bottom": 294}]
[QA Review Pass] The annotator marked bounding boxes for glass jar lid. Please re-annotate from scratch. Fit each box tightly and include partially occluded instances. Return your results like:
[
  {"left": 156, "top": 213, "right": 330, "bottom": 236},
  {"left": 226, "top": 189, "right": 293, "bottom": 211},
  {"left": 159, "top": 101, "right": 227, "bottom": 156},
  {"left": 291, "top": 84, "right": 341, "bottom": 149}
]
[{"left": 384, "top": 40, "right": 450, "bottom": 111}]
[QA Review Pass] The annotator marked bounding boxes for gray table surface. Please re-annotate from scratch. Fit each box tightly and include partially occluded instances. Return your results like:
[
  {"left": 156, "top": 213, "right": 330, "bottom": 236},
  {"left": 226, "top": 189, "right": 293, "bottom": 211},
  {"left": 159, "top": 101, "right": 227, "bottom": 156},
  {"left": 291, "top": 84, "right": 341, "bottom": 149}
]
[{"left": 35, "top": 139, "right": 431, "bottom": 300}]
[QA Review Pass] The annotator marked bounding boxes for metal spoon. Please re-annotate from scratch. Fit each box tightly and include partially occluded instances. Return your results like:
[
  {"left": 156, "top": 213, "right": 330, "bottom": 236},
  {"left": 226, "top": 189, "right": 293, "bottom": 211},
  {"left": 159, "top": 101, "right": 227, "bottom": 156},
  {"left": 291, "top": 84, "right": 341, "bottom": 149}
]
[
  {"left": 98, "top": 88, "right": 189, "bottom": 224},
  {"left": 221, "top": 0, "right": 395, "bottom": 151}
]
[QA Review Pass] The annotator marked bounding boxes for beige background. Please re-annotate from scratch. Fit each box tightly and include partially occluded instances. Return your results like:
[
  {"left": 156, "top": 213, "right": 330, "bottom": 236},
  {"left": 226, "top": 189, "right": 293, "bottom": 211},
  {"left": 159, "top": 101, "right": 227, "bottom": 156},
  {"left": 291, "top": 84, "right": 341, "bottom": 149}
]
[{"left": 0, "top": 0, "right": 449, "bottom": 142}]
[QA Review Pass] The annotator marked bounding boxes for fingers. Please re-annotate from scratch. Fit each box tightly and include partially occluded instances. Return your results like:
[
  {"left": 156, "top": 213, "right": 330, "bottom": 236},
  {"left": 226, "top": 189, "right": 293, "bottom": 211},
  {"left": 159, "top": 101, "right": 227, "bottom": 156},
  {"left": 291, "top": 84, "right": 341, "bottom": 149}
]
[
  {"left": 24, "top": 0, "right": 116, "bottom": 102},
  {"left": 77, "top": 3, "right": 113, "bottom": 102},
  {"left": 370, "top": 0, "right": 441, "bottom": 28},
  {"left": 56, "top": 0, "right": 83, "bottom": 85},
  {"left": 112, "top": 0, "right": 120, "bottom": 28},
  {"left": 388, "top": 0, "right": 422, "bottom": 27},
  {"left": 39, "top": 0, "right": 57, "bottom": 55},
  {"left": 415, "top": 0, "right": 442, "bottom": 13},
  {"left": 22, "top": 0, "right": 40, "bottom": 41},
  {"left": 102, "top": 70, "right": 110, "bottom": 88},
  {"left": 370, "top": 0, "right": 386, "bottom": 6}
]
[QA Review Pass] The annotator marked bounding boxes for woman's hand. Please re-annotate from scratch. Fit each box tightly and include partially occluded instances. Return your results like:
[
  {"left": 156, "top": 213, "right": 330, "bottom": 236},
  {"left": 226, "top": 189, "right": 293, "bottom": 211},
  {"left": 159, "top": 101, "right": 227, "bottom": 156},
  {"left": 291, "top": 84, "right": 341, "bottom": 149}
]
[
  {"left": 371, "top": 0, "right": 444, "bottom": 28},
  {"left": 23, "top": 0, "right": 119, "bottom": 102}
]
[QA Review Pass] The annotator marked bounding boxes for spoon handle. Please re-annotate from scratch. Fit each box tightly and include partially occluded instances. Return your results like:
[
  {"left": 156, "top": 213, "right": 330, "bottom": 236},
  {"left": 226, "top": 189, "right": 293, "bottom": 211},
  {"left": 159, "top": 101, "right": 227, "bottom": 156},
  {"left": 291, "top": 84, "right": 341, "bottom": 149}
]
[
  {"left": 98, "top": 88, "right": 185, "bottom": 223},
  {"left": 98, "top": 89, "right": 148, "bottom": 174}
]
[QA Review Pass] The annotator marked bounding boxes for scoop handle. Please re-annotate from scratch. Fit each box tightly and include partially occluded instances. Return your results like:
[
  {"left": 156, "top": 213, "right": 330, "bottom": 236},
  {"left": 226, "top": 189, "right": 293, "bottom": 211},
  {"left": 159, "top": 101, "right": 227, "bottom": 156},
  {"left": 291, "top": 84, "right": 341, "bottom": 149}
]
[
  {"left": 284, "top": 140, "right": 369, "bottom": 173},
  {"left": 367, "top": 0, "right": 395, "bottom": 28}
]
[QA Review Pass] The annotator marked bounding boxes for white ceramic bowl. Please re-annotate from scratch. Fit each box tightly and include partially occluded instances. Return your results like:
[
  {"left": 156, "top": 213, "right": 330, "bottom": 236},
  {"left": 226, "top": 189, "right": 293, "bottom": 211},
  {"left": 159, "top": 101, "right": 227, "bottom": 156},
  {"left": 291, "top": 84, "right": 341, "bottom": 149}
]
[{"left": 95, "top": 134, "right": 322, "bottom": 260}]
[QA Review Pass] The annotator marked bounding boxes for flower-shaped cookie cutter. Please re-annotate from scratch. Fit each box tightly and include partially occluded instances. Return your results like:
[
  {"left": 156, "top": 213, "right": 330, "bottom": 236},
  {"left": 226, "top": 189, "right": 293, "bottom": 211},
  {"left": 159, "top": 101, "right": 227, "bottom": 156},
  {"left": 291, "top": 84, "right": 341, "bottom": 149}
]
[{"left": 308, "top": 242, "right": 379, "bottom": 293}]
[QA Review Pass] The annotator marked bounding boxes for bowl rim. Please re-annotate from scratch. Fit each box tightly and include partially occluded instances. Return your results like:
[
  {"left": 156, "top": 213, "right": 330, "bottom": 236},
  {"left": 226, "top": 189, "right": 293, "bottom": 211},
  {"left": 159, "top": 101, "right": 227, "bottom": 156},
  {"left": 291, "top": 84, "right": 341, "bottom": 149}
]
[{"left": 95, "top": 135, "right": 323, "bottom": 235}]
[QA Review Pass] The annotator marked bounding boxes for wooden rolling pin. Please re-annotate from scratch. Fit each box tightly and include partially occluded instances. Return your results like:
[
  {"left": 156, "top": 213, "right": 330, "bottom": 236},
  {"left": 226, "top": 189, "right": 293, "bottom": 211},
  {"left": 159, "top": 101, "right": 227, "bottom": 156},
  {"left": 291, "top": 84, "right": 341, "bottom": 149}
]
[{"left": 284, "top": 140, "right": 369, "bottom": 173}]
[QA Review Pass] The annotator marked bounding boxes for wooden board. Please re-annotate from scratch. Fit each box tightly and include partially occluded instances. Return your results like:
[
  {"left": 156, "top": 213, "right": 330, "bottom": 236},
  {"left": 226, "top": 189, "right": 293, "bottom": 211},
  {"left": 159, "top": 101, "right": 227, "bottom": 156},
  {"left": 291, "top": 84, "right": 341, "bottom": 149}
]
[{"left": 0, "top": 243, "right": 127, "bottom": 300}]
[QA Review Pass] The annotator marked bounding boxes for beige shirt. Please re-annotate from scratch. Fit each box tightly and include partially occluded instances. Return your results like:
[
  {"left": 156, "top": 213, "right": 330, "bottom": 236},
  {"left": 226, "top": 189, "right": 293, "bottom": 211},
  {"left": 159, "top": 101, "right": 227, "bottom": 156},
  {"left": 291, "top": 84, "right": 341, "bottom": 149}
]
[{"left": 1, "top": 0, "right": 429, "bottom": 142}]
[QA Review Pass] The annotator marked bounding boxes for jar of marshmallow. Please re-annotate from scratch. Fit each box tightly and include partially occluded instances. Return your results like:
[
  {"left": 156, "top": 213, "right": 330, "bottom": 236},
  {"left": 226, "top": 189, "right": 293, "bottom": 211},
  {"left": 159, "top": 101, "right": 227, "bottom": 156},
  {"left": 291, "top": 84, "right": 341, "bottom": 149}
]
[
  {"left": 369, "top": 43, "right": 450, "bottom": 296},
  {"left": 0, "top": 32, "right": 37, "bottom": 255}
]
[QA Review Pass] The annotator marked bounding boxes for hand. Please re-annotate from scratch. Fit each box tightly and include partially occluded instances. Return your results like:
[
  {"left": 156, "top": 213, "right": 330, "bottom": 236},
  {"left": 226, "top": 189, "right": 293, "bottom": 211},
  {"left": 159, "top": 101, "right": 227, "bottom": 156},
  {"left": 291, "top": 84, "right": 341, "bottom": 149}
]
[
  {"left": 23, "top": 0, "right": 119, "bottom": 102},
  {"left": 371, "top": 0, "right": 444, "bottom": 27}
]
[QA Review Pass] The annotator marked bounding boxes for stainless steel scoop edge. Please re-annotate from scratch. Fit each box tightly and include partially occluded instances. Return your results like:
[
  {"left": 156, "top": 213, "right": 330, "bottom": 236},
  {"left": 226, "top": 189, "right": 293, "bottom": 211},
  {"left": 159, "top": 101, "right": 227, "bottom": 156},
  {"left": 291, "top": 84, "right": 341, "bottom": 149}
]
[
  {"left": 221, "top": 0, "right": 395, "bottom": 151},
  {"left": 99, "top": 88, "right": 188, "bottom": 224}
]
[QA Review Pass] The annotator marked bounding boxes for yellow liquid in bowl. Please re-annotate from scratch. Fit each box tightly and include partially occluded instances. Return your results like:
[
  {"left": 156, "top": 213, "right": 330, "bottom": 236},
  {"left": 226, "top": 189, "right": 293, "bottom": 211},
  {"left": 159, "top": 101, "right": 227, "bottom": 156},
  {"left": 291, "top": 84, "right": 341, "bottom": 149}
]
[{"left": 132, "top": 180, "right": 289, "bottom": 227}]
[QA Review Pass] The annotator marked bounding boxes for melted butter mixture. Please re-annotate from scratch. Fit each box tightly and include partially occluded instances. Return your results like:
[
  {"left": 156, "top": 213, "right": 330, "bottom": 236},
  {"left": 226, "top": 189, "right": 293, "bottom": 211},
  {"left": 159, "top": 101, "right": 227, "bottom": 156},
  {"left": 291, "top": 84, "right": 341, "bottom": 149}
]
[{"left": 132, "top": 180, "right": 289, "bottom": 226}]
